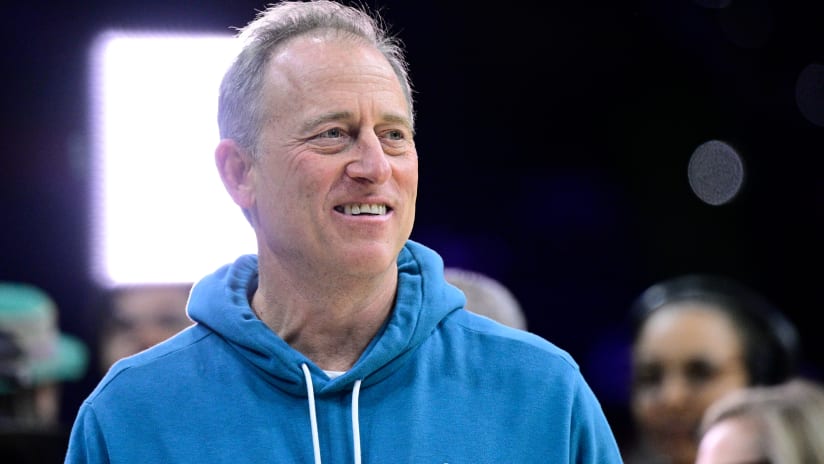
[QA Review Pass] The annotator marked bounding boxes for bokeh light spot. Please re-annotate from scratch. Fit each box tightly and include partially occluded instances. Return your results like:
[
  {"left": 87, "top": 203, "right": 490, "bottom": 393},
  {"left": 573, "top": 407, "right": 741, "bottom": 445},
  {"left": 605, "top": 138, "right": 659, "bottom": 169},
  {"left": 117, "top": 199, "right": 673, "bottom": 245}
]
[
  {"left": 687, "top": 140, "right": 745, "bottom": 206},
  {"left": 796, "top": 63, "right": 824, "bottom": 127}
]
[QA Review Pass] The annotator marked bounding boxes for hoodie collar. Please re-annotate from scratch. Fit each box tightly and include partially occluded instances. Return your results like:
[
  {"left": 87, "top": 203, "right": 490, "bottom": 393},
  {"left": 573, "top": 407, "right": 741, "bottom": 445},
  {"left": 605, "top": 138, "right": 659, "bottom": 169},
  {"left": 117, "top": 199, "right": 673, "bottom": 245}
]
[{"left": 187, "top": 240, "right": 465, "bottom": 395}]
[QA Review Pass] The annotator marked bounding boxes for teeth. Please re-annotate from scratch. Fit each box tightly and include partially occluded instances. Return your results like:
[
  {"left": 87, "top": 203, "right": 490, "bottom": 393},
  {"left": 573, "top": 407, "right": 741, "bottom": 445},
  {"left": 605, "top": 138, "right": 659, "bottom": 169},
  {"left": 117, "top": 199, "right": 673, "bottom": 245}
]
[{"left": 342, "top": 203, "right": 387, "bottom": 215}]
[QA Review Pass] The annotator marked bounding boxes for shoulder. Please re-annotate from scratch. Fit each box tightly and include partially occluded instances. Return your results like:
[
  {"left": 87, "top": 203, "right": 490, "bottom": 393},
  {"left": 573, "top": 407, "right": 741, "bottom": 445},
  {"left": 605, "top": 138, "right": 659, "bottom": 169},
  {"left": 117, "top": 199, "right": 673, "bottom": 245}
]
[
  {"left": 87, "top": 325, "right": 215, "bottom": 402},
  {"left": 442, "top": 308, "right": 581, "bottom": 375}
]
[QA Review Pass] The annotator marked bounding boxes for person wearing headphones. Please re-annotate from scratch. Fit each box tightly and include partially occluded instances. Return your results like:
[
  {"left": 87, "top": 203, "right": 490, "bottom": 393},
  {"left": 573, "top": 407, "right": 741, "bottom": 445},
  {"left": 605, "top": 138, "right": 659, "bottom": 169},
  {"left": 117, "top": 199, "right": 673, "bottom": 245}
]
[{"left": 621, "top": 273, "right": 801, "bottom": 464}]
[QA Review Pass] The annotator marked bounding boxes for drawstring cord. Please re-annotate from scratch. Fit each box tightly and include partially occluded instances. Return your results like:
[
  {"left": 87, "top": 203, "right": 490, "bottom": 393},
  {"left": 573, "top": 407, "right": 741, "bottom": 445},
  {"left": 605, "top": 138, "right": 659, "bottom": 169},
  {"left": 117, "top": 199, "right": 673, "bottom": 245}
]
[
  {"left": 301, "top": 363, "right": 363, "bottom": 464},
  {"left": 301, "top": 364, "right": 322, "bottom": 464},
  {"left": 352, "top": 379, "right": 362, "bottom": 464}
]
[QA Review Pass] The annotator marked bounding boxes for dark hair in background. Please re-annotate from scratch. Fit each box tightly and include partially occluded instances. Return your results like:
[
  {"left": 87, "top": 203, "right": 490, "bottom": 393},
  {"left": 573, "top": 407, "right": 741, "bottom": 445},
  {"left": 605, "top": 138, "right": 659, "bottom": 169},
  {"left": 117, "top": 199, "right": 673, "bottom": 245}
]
[{"left": 630, "top": 273, "right": 801, "bottom": 386}]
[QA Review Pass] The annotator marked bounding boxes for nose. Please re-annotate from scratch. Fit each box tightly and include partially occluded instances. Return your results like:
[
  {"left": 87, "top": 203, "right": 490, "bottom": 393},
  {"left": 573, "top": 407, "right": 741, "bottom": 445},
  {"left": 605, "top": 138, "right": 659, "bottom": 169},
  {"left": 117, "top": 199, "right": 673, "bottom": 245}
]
[
  {"left": 345, "top": 132, "right": 391, "bottom": 184},
  {"left": 657, "top": 374, "right": 691, "bottom": 408}
]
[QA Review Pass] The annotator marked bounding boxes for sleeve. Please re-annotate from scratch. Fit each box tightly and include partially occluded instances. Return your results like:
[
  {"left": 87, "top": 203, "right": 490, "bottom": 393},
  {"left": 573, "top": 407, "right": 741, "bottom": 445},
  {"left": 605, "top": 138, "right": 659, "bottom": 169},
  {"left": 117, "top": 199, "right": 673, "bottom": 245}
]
[
  {"left": 64, "top": 402, "right": 111, "bottom": 464},
  {"left": 569, "top": 374, "right": 624, "bottom": 464}
]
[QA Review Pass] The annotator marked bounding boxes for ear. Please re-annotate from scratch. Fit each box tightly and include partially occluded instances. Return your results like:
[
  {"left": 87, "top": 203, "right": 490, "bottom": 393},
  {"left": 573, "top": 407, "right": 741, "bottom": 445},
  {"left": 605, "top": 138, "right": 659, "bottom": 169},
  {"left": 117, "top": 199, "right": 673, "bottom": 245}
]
[{"left": 215, "top": 139, "right": 256, "bottom": 211}]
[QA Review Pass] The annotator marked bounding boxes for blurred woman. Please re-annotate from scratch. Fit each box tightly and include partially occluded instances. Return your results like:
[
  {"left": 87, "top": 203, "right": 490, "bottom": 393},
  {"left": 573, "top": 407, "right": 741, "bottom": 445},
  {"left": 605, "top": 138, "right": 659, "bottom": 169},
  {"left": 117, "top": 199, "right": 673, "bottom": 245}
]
[{"left": 623, "top": 273, "right": 800, "bottom": 464}]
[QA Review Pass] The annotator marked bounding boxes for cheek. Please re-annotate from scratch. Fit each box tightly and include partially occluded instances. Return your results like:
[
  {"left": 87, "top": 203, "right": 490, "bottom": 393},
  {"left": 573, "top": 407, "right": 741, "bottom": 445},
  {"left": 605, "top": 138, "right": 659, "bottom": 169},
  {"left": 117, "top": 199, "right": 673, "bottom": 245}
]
[
  {"left": 394, "top": 151, "right": 418, "bottom": 181},
  {"left": 258, "top": 168, "right": 308, "bottom": 212},
  {"left": 630, "top": 391, "right": 656, "bottom": 421},
  {"left": 296, "top": 160, "right": 341, "bottom": 199},
  {"left": 399, "top": 164, "right": 418, "bottom": 209},
  {"left": 700, "top": 376, "right": 748, "bottom": 408}
]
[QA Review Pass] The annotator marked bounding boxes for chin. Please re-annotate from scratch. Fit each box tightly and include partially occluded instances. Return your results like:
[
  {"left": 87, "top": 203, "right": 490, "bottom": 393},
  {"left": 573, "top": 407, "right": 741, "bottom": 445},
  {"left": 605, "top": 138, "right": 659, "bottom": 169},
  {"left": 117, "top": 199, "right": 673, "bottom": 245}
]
[
  {"left": 339, "top": 243, "right": 397, "bottom": 270},
  {"left": 649, "top": 435, "right": 697, "bottom": 464}
]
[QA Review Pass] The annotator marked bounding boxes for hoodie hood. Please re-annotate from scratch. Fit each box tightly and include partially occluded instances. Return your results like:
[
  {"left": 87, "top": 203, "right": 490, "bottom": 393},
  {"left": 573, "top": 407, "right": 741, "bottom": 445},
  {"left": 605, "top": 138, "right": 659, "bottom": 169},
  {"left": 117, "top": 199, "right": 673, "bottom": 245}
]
[{"left": 186, "top": 239, "right": 465, "bottom": 396}]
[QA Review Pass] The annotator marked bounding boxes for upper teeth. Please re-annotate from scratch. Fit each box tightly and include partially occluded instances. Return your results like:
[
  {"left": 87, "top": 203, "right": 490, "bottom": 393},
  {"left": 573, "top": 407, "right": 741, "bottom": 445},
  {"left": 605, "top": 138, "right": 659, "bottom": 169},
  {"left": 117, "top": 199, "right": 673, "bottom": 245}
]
[{"left": 343, "top": 203, "right": 387, "bottom": 215}]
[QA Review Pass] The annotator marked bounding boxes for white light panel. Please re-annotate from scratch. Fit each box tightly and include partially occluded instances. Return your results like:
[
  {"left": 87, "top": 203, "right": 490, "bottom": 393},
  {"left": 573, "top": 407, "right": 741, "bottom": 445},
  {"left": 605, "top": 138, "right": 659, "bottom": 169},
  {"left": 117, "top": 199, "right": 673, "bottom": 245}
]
[{"left": 89, "top": 31, "right": 255, "bottom": 287}]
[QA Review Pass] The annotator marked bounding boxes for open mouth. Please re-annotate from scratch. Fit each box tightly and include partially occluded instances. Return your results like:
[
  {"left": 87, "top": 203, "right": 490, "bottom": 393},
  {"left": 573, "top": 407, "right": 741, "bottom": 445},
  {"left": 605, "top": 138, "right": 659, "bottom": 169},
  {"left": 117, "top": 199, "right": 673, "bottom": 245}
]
[{"left": 335, "top": 203, "right": 389, "bottom": 216}]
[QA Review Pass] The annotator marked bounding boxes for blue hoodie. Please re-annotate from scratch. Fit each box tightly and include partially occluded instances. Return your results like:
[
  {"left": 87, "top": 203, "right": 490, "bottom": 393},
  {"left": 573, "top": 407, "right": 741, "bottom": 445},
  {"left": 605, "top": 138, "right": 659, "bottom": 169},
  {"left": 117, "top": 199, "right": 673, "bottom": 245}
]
[{"left": 66, "top": 240, "right": 622, "bottom": 463}]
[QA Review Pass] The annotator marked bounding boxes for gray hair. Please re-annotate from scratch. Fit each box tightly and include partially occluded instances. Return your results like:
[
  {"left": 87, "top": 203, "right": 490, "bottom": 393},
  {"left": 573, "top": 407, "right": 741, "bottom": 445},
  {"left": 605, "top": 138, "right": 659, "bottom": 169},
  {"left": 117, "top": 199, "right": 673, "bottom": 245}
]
[
  {"left": 698, "top": 378, "right": 824, "bottom": 463},
  {"left": 217, "top": 0, "right": 415, "bottom": 157},
  {"left": 444, "top": 268, "right": 528, "bottom": 330}
]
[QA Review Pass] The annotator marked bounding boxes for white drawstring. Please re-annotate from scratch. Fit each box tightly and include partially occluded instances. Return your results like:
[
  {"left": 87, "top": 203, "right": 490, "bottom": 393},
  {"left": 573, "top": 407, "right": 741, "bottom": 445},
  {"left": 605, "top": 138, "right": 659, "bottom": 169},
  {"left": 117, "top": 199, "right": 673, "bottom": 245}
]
[
  {"left": 301, "top": 363, "right": 363, "bottom": 464},
  {"left": 301, "top": 363, "right": 322, "bottom": 464},
  {"left": 352, "top": 379, "right": 362, "bottom": 464}
]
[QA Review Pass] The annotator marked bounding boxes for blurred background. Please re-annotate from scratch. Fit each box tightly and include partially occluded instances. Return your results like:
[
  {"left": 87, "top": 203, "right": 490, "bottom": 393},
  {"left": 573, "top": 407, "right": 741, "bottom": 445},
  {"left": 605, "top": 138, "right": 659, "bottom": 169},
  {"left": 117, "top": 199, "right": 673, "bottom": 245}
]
[{"left": 1, "top": 0, "right": 822, "bottom": 437}]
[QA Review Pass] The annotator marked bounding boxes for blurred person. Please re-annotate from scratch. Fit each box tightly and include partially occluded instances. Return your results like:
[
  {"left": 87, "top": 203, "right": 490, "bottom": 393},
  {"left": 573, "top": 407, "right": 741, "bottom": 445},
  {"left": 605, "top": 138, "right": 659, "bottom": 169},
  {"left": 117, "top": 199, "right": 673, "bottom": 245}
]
[
  {"left": 623, "top": 273, "right": 800, "bottom": 464},
  {"left": 443, "top": 267, "right": 527, "bottom": 330},
  {"left": 0, "top": 281, "right": 89, "bottom": 463},
  {"left": 97, "top": 283, "right": 193, "bottom": 374},
  {"left": 695, "top": 377, "right": 824, "bottom": 464},
  {"left": 65, "top": 1, "right": 622, "bottom": 462}
]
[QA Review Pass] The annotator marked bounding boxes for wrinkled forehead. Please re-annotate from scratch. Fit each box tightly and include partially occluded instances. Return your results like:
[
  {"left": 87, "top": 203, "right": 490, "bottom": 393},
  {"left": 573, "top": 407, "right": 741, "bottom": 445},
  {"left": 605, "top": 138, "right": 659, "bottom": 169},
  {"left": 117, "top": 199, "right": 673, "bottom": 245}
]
[{"left": 261, "top": 35, "right": 409, "bottom": 124}]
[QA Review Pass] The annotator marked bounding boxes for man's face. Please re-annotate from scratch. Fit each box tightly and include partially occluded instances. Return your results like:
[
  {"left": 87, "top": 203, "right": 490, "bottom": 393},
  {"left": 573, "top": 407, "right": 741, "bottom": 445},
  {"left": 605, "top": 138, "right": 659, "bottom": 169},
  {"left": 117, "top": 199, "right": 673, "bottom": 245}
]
[{"left": 247, "top": 35, "right": 417, "bottom": 277}]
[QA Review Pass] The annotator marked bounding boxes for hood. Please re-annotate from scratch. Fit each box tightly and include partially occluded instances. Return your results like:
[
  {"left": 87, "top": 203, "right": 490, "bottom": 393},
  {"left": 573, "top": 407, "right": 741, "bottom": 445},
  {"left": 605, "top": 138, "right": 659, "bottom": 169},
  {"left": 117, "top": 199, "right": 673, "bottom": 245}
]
[{"left": 186, "top": 240, "right": 464, "bottom": 396}]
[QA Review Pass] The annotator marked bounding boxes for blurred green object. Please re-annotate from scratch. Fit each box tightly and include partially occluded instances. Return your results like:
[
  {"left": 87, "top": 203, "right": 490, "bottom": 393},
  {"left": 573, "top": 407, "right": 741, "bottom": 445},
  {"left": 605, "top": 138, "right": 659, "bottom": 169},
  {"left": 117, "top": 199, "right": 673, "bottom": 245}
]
[{"left": 0, "top": 282, "right": 88, "bottom": 393}]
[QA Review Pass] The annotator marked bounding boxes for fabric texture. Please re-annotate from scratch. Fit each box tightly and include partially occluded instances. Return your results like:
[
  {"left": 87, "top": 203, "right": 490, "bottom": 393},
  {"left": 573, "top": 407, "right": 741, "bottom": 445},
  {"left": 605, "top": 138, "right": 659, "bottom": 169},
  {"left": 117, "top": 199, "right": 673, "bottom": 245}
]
[{"left": 65, "top": 240, "right": 622, "bottom": 463}]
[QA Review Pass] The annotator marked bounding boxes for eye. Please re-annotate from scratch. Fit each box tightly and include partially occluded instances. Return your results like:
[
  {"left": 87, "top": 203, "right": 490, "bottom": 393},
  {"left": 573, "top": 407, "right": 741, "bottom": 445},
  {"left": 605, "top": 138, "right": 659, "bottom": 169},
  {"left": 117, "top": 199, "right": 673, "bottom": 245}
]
[
  {"left": 378, "top": 127, "right": 413, "bottom": 156},
  {"left": 308, "top": 126, "right": 351, "bottom": 153},
  {"left": 110, "top": 315, "right": 139, "bottom": 331},
  {"left": 632, "top": 363, "right": 663, "bottom": 389},
  {"left": 683, "top": 359, "right": 720, "bottom": 385},
  {"left": 384, "top": 129, "right": 405, "bottom": 141},
  {"left": 316, "top": 127, "right": 345, "bottom": 139}
]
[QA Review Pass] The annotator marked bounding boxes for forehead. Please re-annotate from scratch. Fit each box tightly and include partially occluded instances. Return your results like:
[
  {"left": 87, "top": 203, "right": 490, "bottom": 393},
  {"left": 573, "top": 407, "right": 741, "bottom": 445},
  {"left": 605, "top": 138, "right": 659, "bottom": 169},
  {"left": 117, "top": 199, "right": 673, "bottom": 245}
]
[
  {"left": 634, "top": 303, "right": 744, "bottom": 360},
  {"left": 263, "top": 34, "right": 406, "bottom": 112},
  {"left": 698, "top": 416, "right": 765, "bottom": 462}
]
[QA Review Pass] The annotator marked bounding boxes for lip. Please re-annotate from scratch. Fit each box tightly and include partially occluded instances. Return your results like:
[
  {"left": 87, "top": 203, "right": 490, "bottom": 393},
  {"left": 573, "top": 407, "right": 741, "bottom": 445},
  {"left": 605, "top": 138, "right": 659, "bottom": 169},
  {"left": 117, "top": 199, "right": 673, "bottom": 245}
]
[{"left": 648, "top": 421, "right": 698, "bottom": 440}]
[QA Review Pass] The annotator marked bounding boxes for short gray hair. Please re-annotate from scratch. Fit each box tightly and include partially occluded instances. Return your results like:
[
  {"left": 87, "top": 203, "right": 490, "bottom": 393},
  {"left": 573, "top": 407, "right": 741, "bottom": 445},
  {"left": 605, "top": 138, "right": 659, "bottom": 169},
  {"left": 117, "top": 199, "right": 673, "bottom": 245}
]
[
  {"left": 444, "top": 268, "right": 528, "bottom": 330},
  {"left": 217, "top": 0, "right": 415, "bottom": 157}
]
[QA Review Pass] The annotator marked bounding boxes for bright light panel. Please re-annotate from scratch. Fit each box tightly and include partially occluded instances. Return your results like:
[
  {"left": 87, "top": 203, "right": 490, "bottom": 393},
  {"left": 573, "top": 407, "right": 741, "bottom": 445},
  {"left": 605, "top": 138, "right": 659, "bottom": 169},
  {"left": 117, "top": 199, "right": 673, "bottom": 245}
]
[{"left": 89, "top": 31, "right": 255, "bottom": 287}]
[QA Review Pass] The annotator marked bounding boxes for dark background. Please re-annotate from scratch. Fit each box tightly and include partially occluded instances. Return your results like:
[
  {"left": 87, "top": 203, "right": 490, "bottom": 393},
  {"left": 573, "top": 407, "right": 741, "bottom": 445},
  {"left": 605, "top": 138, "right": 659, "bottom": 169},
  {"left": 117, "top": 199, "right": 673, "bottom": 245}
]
[{"left": 2, "top": 0, "right": 822, "bottom": 441}]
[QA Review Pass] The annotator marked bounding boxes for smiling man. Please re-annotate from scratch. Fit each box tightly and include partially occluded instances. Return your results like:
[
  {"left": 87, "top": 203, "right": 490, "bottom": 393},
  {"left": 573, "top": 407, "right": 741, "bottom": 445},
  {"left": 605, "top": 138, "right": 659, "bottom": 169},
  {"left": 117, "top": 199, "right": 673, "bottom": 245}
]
[{"left": 64, "top": 2, "right": 622, "bottom": 463}]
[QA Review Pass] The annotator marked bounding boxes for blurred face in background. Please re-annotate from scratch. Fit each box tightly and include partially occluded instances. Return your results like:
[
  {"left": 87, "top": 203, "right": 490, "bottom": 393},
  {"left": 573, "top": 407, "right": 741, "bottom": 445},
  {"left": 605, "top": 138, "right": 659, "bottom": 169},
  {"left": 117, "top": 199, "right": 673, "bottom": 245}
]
[
  {"left": 630, "top": 303, "right": 750, "bottom": 464},
  {"left": 100, "top": 284, "right": 193, "bottom": 373}
]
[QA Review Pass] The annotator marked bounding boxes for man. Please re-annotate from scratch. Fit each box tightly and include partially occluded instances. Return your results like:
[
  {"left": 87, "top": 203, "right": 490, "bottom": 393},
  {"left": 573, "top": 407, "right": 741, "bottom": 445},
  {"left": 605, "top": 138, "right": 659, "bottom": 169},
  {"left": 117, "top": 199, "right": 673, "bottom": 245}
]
[{"left": 66, "top": 1, "right": 622, "bottom": 462}]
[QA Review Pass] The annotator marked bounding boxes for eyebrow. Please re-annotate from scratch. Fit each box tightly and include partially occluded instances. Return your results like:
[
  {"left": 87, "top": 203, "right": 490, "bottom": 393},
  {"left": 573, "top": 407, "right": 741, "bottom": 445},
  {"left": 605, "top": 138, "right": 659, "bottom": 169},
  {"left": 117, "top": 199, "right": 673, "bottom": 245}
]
[
  {"left": 301, "top": 111, "right": 351, "bottom": 132},
  {"left": 380, "top": 113, "right": 413, "bottom": 130},
  {"left": 301, "top": 111, "right": 412, "bottom": 133}
]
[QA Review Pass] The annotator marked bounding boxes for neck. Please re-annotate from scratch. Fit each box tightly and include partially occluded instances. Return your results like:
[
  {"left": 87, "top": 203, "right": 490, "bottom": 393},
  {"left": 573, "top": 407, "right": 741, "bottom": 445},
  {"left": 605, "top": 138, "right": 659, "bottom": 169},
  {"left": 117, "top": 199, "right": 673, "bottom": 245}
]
[{"left": 251, "top": 262, "right": 398, "bottom": 371}]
